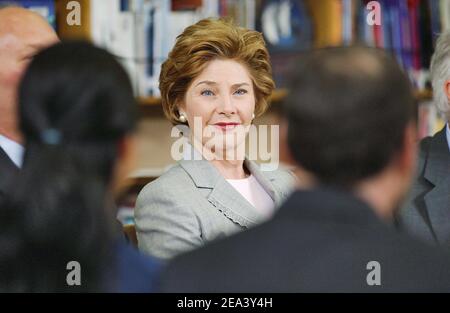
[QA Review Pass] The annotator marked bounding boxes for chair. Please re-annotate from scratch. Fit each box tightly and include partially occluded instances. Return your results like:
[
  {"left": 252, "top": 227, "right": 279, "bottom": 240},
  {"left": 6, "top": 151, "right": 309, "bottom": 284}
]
[{"left": 123, "top": 224, "right": 138, "bottom": 248}]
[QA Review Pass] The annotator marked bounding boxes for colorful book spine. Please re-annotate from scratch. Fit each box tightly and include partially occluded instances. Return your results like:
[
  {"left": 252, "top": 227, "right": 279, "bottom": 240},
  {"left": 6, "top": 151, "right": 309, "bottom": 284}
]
[
  {"left": 408, "top": 0, "right": 421, "bottom": 71},
  {"left": 399, "top": 0, "right": 412, "bottom": 71},
  {"left": 342, "top": 0, "right": 353, "bottom": 45}
]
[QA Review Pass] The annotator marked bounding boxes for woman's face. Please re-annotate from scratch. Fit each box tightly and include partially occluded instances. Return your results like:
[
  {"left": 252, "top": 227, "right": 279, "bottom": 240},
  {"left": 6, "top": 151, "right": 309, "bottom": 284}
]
[{"left": 180, "top": 58, "right": 256, "bottom": 159}]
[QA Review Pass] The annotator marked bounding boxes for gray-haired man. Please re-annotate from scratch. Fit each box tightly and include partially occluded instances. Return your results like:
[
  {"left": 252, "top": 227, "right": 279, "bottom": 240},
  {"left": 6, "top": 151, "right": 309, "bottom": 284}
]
[
  {"left": 398, "top": 32, "right": 450, "bottom": 246},
  {"left": 0, "top": 6, "right": 59, "bottom": 203}
]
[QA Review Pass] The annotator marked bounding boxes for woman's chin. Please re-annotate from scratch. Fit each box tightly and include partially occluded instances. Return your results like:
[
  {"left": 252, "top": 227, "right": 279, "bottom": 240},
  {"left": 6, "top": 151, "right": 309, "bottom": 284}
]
[{"left": 202, "top": 140, "right": 246, "bottom": 161}]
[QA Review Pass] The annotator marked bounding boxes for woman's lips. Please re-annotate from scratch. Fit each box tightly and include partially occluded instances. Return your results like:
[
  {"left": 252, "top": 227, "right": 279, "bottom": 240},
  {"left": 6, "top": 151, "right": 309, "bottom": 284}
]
[{"left": 213, "top": 123, "right": 240, "bottom": 131}]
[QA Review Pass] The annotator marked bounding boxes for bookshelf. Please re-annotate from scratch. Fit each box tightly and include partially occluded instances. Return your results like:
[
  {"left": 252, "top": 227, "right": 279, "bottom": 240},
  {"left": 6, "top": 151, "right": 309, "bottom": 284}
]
[
  {"left": 10, "top": 0, "right": 446, "bottom": 184},
  {"left": 51, "top": 1, "right": 441, "bottom": 98},
  {"left": 9, "top": 1, "right": 443, "bottom": 96},
  {"left": 10, "top": 0, "right": 445, "bottom": 224}
]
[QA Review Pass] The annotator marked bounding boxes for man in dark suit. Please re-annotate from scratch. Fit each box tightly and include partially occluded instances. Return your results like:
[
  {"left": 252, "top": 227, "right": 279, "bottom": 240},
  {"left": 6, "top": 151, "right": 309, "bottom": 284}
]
[
  {"left": 0, "top": 6, "right": 58, "bottom": 203},
  {"left": 398, "top": 32, "right": 450, "bottom": 246},
  {"left": 159, "top": 47, "right": 450, "bottom": 292}
]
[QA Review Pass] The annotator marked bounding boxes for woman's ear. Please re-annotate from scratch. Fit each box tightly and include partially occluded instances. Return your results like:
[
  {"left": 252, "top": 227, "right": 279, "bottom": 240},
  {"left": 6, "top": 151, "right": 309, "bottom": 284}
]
[
  {"left": 174, "top": 99, "right": 188, "bottom": 121},
  {"left": 176, "top": 98, "right": 186, "bottom": 112},
  {"left": 175, "top": 99, "right": 189, "bottom": 124},
  {"left": 445, "top": 80, "right": 450, "bottom": 102}
]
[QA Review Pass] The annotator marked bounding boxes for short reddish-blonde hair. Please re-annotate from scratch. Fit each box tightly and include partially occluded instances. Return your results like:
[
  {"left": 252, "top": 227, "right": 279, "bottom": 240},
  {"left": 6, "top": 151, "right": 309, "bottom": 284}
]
[{"left": 159, "top": 18, "right": 275, "bottom": 124}]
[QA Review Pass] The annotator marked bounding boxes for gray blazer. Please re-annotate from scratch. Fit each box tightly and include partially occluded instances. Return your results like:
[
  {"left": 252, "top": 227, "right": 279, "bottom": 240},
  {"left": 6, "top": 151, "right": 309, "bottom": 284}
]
[
  {"left": 135, "top": 159, "right": 297, "bottom": 259},
  {"left": 398, "top": 126, "right": 450, "bottom": 246}
]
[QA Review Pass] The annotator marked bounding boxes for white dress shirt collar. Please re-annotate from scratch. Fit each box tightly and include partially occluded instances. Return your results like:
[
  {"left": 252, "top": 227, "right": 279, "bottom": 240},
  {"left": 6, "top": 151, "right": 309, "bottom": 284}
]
[{"left": 0, "top": 134, "right": 24, "bottom": 168}]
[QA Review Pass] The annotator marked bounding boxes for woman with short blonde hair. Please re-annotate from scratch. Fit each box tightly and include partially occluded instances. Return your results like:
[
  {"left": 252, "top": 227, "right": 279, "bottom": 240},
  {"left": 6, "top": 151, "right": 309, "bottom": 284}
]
[
  {"left": 159, "top": 18, "right": 275, "bottom": 124},
  {"left": 135, "top": 18, "right": 296, "bottom": 260}
]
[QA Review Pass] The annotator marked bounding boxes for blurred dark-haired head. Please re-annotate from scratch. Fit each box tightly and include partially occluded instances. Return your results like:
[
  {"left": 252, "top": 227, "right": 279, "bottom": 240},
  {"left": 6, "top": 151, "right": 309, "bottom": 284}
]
[
  {"left": 282, "top": 46, "right": 417, "bottom": 193},
  {"left": 19, "top": 40, "right": 136, "bottom": 151},
  {"left": 0, "top": 41, "right": 137, "bottom": 292}
]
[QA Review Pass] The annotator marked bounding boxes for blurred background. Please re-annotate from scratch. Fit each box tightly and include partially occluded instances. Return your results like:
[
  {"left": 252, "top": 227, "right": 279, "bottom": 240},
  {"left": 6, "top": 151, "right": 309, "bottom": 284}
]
[{"left": 2, "top": 0, "right": 447, "bottom": 224}]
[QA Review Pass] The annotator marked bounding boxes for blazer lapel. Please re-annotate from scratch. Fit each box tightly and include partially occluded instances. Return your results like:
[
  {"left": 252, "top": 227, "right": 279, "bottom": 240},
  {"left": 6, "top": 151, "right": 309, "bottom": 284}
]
[
  {"left": 208, "top": 179, "right": 265, "bottom": 228},
  {"left": 179, "top": 159, "right": 269, "bottom": 228},
  {"left": 423, "top": 128, "right": 450, "bottom": 244},
  {"left": 245, "top": 159, "right": 284, "bottom": 207},
  {"left": 424, "top": 178, "right": 450, "bottom": 244}
]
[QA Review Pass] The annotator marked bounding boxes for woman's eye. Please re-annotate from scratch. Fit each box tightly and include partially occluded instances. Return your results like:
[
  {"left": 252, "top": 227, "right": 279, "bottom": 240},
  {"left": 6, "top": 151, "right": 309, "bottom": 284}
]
[
  {"left": 234, "top": 89, "right": 248, "bottom": 95},
  {"left": 201, "top": 90, "right": 214, "bottom": 96}
]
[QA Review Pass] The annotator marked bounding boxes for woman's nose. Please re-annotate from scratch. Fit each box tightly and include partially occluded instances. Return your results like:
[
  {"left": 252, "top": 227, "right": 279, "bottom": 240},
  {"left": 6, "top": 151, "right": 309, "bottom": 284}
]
[{"left": 219, "top": 95, "right": 236, "bottom": 115}]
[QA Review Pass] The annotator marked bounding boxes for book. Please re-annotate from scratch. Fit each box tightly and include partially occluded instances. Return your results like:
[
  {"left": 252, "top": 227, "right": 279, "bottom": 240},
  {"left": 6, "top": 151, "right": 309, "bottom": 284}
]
[
  {"left": 172, "top": 0, "right": 202, "bottom": 11},
  {"left": 0, "top": 0, "right": 55, "bottom": 28},
  {"left": 307, "top": 0, "right": 343, "bottom": 48},
  {"left": 342, "top": 0, "right": 354, "bottom": 45},
  {"left": 256, "top": 0, "right": 312, "bottom": 88}
]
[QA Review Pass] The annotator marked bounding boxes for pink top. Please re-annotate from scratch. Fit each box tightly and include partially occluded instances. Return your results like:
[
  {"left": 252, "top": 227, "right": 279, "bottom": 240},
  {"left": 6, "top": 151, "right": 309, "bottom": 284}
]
[{"left": 226, "top": 175, "right": 275, "bottom": 219}]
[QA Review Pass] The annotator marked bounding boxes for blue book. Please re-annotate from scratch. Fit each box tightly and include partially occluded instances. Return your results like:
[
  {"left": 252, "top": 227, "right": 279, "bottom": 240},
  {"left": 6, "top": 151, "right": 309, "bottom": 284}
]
[
  {"left": 399, "top": 0, "right": 412, "bottom": 71},
  {"left": 357, "top": 1, "right": 374, "bottom": 46},
  {"left": 382, "top": 0, "right": 390, "bottom": 49},
  {"left": 0, "top": 0, "right": 55, "bottom": 28},
  {"left": 257, "top": 0, "right": 312, "bottom": 52},
  {"left": 342, "top": 0, "right": 353, "bottom": 45},
  {"left": 146, "top": 7, "right": 155, "bottom": 79},
  {"left": 388, "top": 0, "right": 403, "bottom": 67},
  {"left": 256, "top": 0, "right": 312, "bottom": 89},
  {"left": 428, "top": 0, "right": 441, "bottom": 44},
  {"left": 381, "top": 0, "right": 392, "bottom": 51}
]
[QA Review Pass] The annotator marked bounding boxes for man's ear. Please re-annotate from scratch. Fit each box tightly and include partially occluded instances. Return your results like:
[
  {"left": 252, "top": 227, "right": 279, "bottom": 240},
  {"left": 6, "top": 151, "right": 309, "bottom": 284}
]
[
  {"left": 396, "top": 122, "right": 418, "bottom": 178},
  {"left": 278, "top": 116, "right": 316, "bottom": 188},
  {"left": 279, "top": 116, "right": 296, "bottom": 167}
]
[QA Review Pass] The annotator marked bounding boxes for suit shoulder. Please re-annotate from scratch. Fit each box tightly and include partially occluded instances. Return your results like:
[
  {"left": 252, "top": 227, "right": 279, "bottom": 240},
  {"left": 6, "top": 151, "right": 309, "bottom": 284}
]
[
  {"left": 136, "top": 164, "right": 192, "bottom": 203},
  {"left": 263, "top": 166, "right": 296, "bottom": 181},
  {"left": 391, "top": 231, "right": 450, "bottom": 270},
  {"left": 263, "top": 166, "right": 298, "bottom": 191}
]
